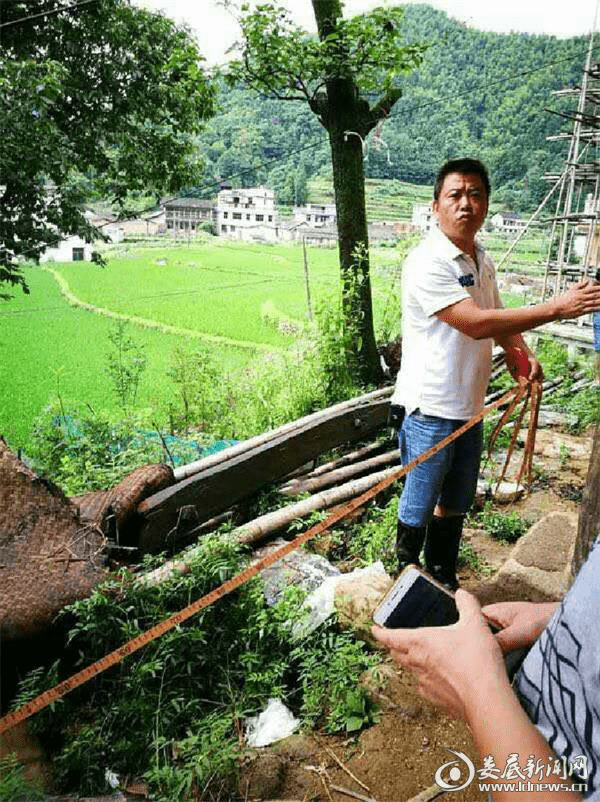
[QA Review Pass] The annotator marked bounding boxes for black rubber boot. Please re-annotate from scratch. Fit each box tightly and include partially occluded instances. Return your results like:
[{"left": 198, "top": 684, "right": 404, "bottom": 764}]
[
  {"left": 395, "top": 520, "right": 427, "bottom": 574},
  {"left": 424, "top": 515, "right": 464, "bottom": 591}
]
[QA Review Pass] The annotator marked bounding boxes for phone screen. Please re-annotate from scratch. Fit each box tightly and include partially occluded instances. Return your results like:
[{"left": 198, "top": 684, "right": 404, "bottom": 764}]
[{"left": 374, "top": 571, "right": 459, "bottom": 629}]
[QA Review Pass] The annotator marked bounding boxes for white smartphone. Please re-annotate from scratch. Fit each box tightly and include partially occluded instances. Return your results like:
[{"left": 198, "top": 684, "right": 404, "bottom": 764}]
[{"left": 373, "top": 565, "right": 459, "bottom": 629}]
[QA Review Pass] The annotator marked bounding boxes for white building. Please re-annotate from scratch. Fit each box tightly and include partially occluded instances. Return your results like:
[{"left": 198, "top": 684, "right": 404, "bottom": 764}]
[
  {"left": 491, "top": 211, "right": 526, "bottom": 236},
  {"left": 411, "top": 202, "right": 434, "bottom": 233},
  {"left": 39, "top": 235, "right": 94, "bottom": 263},
  {"left": 216, "top": 186, "right": 279, "bottom": 242},
  {"left": 293, "top": 202, "right": 337, "bottom": 227}
]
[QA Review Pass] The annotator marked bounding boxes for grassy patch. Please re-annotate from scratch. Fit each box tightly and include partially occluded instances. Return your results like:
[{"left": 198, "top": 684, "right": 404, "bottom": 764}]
[{"left": 0, "top": 267, "right": 248, "bottom": 449}]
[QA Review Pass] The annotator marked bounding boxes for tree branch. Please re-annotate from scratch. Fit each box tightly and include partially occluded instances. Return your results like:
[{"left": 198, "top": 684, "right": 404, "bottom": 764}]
[{"left": 366, "top": 86, "right": 403, "bottom": 133}]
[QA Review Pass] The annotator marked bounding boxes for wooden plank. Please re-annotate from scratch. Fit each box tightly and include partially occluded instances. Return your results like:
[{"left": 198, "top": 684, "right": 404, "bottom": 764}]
[
  {"left": 172, "top": 386, "right": 392, "bottom": 481},
  {"left": 136, "top": 394, "right": 391, "bottom": 553}
]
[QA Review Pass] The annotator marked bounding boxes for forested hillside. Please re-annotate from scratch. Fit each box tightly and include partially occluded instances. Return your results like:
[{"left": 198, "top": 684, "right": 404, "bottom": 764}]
[{"left": 196, "top": 4, "right": 587, "bottom": 213}]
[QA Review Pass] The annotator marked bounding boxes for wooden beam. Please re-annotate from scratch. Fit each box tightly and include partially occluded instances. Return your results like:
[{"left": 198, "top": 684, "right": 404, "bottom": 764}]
[{"left": 136, "top": 389, "right": 392, "bottom": 552}]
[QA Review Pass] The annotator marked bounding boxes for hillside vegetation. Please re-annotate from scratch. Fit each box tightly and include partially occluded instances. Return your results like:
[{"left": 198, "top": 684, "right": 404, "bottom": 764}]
[{"left": 195, "top": 4, "right": 585, "bottom": 215}]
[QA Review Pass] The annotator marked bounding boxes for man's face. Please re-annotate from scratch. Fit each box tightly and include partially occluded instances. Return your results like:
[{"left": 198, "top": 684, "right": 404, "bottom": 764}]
[{"left": 432, "top": 171, "right": 488, "bottom": 246}]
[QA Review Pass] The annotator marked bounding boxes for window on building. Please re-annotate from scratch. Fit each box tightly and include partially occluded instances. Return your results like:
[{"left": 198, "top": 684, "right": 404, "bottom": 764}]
[
  {"left": 72, "top": 247, "right": 85, "bottom": 261},
  {"left": 246, "top": 214, "right": 251, "bottom": 220},
  {"left": 256, "top": 214, "right": 264, "bottom": 222},
  {"left": 221, "top": 225, "right": 227, "bottom": 233},
  {"left": 268, "top": 215, "right": 273, "bottom": 222},
  {"left": 224, "top": 211, "right": 228, "bottom": 219},
  {"left": 233, "top": 212, "right": 242, "bottom": 220},
  {"left": 230, "top": 225, "right": 235, "bottom": 232}
]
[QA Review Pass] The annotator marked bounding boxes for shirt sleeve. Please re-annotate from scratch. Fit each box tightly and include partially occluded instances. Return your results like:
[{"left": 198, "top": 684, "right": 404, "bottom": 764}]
[{"left": 410, "top": 255, "right": 471, "bottom": 317}]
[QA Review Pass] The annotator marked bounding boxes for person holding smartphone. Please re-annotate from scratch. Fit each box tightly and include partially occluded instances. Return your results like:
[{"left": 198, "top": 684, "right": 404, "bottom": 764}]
[
  {"left": 372, "top": 536, "right": 600, "bottom": 799},
  {"left": 392, "top": 158, "right": 600, "bottom": 589}
]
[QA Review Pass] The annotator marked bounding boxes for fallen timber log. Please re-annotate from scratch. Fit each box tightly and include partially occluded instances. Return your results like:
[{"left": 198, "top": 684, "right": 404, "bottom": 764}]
[
  {"left": 285, "top": 439, "right": 391, "bottom": 483},
  {"left": 136, "top": 387, "right": 393, "bottom": 553},
  {"left": 139, "top": 466, "right": 398, "bottom": 587},
  {"left": 280, "top": 448, "right": 401, "bottom": 497}
]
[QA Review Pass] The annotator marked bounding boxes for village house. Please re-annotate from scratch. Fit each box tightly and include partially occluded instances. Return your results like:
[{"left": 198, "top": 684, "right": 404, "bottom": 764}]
[
  {"left": 215, "top": 186, "right": 279, "bottom": 242},
  {"left": 165, "top": 198, "right": 214, "bottom": 235},
  {"left": 292, "top": 202, "right": 337, "bottom": 227},
  {"left": 39, "top": 212, "right": 124, "bottom": 262},
  {"left": 118, "top": 209, "right": 166, "bottom": 236},
  {"left": 491, "top": 210, "right": 526, "bottom": 236},
  {"left": 411, "top": 202, "right": 434, "bottom": 233},
  {"left": 39, "top": 234, "right": 95, "bottom": 263}
]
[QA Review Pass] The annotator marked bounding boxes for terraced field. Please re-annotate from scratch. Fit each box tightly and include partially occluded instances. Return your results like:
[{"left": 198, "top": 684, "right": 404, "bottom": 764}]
[{"left": 0, "top": 238, "right": 409, "bottom": 449}]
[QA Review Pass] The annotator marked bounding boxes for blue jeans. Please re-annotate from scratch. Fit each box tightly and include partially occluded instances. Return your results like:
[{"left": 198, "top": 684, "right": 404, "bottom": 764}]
[{"left": 398, "top": 410, "right": 483, "bottom": 528}]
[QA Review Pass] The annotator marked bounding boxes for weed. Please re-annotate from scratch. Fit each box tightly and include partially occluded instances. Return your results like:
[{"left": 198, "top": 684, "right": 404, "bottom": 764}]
[
  {"left": 166, "top": 345, "right": 222, "bottom": 435},
  {"left": 475, "top": 502, "right": 528, "bottom": 543},
  {"left": 457, "top": 540, "right": 495, "bottom": 578},
  {"left": 558, "top": 442, "right": 571, "bottom": 470},
  {"left": 341, "top": 497, "right": 397, "bottom": 574},
  {"left": 292, "top": 629, "right": 379, "bottom": 733},
  {"left": 106, "top": 320, "right": 147, "bottom": 411},
  {"left": 28, "top": 406, "right": 167, "bottom": 495},
  {"left": 0, "top": 754, "right": 44, "bottom": 802}
]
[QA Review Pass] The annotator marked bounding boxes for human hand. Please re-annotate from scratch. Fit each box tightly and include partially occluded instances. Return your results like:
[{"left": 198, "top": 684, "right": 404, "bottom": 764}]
[
  {"left": 482, "top": 601, "right": 559, "bottom": 654},
  {"left": 505, "top": 346, "right": 544, "bottom": 383},
  {"left": 553, "top": 279, "right": 600, "bottom": 320},
  {"left": 372, "top": 590, "right": 507, "bottom": 720}
]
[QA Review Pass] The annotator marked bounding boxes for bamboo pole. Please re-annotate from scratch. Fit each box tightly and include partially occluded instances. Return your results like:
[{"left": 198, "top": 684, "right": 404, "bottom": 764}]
[
  {"left": 280, "top": 449, "right": 401, "bottom": 496},
  {"left": 288, "top": 440, "right": 390, "bottom": 482},
  {"left": 235, "top": 466, "right": 397, "bottom": 546}
]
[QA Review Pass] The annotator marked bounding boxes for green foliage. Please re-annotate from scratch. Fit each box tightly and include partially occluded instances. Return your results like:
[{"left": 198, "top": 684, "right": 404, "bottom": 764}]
[
  {"left": 0, "top": 0, "right": 215, "bottom": 291},
  {"left": 336, "top": 496, "right": 397, "bottom": 575},
  {"left": 166, "top": 345, "right": 221, "bottom": 435},
  {"left": 293, "top": 629, "right": 379, "bottom": 733},
  {"left": 458, "top": 540, "right": 487, "bottom": 574},
  {"left": 556, "top": 385, "right": 600, "bottom": 432},
  {"left": 106, "top": 321, "right": 147, "bottom": 410},
  {"left": 475, "top": 502, "right": 528, "bottom": 543},
  {"left": 201, "top": 6, "right": 586, "bottom": 211},
  {"left": 15, "top": 535, "right": 378, "bottom": 798},
  {"left": 313, "top": 288, "right": 361, "bottom": 405},
  {"left": 227, "top": 4, "right": 425, "bottom": 101},
  {"left": 28, "top": 407, "right": 166, "bottom": 494},
  {"left": 0, "top": 754, "right": 44, "bottom": 802},
  {"left": 535, "top": 336, "right": 570, "bottom": 376}
]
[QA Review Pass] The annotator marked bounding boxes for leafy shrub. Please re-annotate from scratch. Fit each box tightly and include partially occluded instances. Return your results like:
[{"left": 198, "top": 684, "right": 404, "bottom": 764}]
[
  {"left": 28, "top": 407, "right": 169, "bottom": 494},
  {"left": 476, "top": 502, "right": 528, "bottom": 543}
]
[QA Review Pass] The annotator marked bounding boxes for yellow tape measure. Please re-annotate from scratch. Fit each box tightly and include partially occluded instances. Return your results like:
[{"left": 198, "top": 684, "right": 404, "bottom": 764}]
[{"left": 0, "top": 385, "right": 523, "bottom": 735}]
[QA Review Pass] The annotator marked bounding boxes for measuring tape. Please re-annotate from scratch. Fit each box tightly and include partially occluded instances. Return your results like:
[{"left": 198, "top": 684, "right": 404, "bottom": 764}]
[{"left": 0, "top": 384, "right": 526, "bottom": 735}]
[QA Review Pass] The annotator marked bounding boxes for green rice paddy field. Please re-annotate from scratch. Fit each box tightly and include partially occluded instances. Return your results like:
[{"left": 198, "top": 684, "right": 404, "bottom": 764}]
[{"left": 0, "top": 239, "right": 405, "bottom": 449}]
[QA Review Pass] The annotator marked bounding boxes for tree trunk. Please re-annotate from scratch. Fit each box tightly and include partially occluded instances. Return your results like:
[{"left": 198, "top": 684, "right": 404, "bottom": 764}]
[
  {"left": 328, "top": 119, "right": 381, "bottom": 385},
  {"left": 311, "top": 0, "right": 383, "bottom": 387},
  {"left": 572, "top": 422, "right": 600, "bottom": 579}
]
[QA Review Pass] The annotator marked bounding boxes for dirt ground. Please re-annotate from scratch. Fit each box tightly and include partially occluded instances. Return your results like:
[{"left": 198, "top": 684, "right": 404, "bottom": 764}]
[{"left": 234, "top": 426, "right": 593, "bottom": 802}]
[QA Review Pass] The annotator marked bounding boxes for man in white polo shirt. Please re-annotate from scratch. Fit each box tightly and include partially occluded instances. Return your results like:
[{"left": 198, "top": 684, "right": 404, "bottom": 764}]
[{"left": 392, "top": 157, "right": 600, "bottom": 589}]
